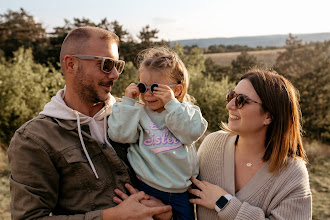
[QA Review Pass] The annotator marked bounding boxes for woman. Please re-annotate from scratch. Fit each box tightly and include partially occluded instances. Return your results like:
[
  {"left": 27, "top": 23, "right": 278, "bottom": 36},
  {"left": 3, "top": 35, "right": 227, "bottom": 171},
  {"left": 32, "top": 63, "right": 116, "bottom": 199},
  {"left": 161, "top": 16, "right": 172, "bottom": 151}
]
[{"left": 189, "top": 68, "right": 312, "bottom": 219}]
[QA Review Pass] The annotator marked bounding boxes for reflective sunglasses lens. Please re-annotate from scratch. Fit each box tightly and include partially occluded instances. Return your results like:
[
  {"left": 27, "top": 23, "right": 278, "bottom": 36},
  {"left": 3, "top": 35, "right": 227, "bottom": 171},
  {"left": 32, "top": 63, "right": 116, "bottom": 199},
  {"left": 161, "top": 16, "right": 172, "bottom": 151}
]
[
  {"left": 103, "top": 59, "right": 115, "bottom": 73},
  {"left": 115, "top": 61, "right": 125, "bottom": 74},
  {"left": 150, "top": 84, "right": 158, "bottom": 93},
  {"left": 236, "top": 95, "right": 246, "bottom": 109},
  {"left": 137, "top": 83, "right": 147, "bottom": 93},
  {"left": 226, "top": 90, "right": 235, "bottom": 103}
]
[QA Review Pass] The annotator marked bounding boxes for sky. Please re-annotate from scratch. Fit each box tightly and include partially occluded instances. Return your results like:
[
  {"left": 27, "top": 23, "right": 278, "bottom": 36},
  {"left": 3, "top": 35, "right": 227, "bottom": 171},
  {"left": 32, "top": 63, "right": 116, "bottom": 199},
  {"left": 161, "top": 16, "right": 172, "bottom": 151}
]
[{"left": 1, "top": 0, "right": 329, "bottom": 41}]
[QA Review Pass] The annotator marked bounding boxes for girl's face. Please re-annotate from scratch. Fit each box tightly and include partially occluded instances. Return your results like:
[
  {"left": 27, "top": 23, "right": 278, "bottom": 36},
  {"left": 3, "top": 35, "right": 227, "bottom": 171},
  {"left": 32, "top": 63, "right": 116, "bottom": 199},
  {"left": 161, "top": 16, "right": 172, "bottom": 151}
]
[
  {"left": 139, "top": 68, "right": 177, "bottom": 112},
  {"left": 226, "top": 79, "right": 270, "bottom": 136}
]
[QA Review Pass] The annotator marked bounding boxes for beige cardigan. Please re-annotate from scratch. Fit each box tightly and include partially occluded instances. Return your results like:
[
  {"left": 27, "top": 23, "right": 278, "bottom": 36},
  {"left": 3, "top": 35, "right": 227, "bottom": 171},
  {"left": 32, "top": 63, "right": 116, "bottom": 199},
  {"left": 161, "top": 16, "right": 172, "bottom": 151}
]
[{"left": 197, "top": 131, "right": 312, "bottom": 220}]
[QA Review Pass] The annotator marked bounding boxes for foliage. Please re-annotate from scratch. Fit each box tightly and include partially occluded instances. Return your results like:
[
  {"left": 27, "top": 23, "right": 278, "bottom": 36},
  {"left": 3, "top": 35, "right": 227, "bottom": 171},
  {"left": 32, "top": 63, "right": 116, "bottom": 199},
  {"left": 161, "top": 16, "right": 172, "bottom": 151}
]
[
  {"left": 172, "top": 44, "right": 235, "bottom": 131},
  {"left": 110, "top": 61, "right": 138, "bottom": 98},
  {"left": 0, "top": 48, "right": 65, "bottom": 144},
  {"left": 230, "top": 51, "right": 259, "bottom": 83},
  {"left": 0, "top": 8, "right": 48, "bottom": 64},
  {"left": 275, "top": 35, "right": 330, "bottom": 143}
]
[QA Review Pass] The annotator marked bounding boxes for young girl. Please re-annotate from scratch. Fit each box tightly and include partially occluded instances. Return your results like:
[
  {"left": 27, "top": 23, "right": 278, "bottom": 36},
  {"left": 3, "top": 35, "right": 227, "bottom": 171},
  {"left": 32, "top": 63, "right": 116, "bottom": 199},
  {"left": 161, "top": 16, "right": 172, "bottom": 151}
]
[{"left": 108, "top": 47, "right": 208, "bottom": 220}]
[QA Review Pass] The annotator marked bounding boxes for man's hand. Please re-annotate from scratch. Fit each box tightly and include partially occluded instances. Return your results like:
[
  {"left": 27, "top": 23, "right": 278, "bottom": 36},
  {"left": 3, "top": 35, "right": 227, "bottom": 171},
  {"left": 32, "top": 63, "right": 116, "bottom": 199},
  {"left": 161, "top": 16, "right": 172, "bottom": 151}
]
[{"left": 111, "top": 183, "right": 173, "bottom": 220}]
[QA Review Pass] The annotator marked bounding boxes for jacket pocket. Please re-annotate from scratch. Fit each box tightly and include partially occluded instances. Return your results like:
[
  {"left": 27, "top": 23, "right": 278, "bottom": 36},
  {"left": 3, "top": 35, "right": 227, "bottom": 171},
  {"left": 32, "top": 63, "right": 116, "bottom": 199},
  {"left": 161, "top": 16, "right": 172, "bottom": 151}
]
[{"left": 60, "top": 145, "right": 110, "bottom": 190}]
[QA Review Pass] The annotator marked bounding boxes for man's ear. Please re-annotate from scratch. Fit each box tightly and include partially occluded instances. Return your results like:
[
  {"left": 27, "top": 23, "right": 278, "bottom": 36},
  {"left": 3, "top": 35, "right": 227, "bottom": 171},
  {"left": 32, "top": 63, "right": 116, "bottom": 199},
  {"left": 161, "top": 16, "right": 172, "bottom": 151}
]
[
  {"left": 174, "top": 84, "right": 183, "bottom": 98},
  {"left": 63, "top": 55, "right": 76, "bottom": 74}
]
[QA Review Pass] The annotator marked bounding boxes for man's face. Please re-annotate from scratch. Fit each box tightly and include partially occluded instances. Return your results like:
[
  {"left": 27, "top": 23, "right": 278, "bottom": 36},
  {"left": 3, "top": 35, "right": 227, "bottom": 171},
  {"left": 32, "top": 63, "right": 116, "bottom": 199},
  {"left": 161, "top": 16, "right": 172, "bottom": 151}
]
[{"left": 73, "top": 39, "right": 120, "bottom": 104}]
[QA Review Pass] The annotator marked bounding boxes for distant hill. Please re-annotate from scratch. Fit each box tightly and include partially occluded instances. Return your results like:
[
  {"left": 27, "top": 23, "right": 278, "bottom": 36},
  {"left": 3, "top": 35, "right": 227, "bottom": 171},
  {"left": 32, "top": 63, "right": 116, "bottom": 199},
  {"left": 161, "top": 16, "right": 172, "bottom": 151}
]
[{"left": 171, "top": 32, "right": 330, "bottom": 48}]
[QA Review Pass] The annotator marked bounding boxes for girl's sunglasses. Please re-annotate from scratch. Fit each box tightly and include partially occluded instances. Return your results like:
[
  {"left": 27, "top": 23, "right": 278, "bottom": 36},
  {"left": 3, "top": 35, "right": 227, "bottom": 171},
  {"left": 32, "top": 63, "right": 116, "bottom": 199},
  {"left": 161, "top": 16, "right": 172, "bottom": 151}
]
[
  {"left": 72, "top": 54, "right": 125, "bottom": 74},
  {"left": 226, "top": 90, "right": 262, "bottom": 109},
  {"left": 137, "top": 83, "right": 179, "bottom": 94}
]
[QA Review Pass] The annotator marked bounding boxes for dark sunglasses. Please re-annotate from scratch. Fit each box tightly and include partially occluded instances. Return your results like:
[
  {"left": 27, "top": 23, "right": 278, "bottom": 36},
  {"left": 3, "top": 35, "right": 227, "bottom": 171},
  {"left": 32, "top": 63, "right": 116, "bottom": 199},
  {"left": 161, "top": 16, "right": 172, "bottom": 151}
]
[
  {"left": 226, "top": 90, "right": 262, "bottom": 109},
  {"left": 137, "top": 83, "right": 179, "bottom": 94},
  {"left": 72, "top": 54, "right": 125, "bottom": 74}
]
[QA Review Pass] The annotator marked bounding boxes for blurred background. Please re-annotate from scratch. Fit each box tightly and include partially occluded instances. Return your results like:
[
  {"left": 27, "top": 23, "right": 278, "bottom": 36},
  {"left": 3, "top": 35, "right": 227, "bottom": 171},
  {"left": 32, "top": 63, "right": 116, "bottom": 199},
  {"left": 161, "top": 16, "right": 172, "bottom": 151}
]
[{"left": 0, "top": 1, "right": 329, "bottom": 219}]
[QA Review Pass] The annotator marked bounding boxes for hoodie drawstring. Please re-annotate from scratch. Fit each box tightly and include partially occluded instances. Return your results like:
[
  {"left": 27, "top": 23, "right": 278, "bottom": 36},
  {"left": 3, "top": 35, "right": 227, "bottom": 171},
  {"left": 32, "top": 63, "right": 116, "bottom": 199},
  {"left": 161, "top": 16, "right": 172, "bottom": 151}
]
[{"left": 73, "top": 110, "right": 99, "bottom": 179}]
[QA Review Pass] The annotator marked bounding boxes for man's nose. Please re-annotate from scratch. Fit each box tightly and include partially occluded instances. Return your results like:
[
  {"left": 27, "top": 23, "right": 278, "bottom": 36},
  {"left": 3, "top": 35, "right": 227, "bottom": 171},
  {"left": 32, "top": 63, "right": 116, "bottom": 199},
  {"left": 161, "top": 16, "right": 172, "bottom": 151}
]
[{"left": 107, "top": 67, "right": 120, "bottom": 80}]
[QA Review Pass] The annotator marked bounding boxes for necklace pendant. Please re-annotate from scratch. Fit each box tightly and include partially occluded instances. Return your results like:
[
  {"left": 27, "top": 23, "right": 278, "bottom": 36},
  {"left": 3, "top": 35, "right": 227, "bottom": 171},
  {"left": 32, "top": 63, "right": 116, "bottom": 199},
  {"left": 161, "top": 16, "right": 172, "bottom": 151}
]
[{"left": 246, "top": 163, "right": 252, "bottom": 167}]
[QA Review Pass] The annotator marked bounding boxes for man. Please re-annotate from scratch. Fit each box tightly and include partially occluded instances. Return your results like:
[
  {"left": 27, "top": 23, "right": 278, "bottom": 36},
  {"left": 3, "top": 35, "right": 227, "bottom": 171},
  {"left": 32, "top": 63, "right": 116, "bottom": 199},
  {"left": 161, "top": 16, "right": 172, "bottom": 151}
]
[{"left": 8, "top": 26, "right": 171, "bottom": 219}]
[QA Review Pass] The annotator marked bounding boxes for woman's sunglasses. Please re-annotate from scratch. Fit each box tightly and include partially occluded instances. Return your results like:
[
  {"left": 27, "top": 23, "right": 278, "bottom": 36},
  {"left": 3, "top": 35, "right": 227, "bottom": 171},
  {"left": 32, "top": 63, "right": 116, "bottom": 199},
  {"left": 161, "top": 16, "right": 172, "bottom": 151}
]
[
  {"left": 137, "top": 83, "right": 179, "bottom": 94},
  {"left": 72, "top": 54, "right": 125, "bottom": 74},
  {"left": 226, "top": 90, "right": 262, "bottom": 109}
]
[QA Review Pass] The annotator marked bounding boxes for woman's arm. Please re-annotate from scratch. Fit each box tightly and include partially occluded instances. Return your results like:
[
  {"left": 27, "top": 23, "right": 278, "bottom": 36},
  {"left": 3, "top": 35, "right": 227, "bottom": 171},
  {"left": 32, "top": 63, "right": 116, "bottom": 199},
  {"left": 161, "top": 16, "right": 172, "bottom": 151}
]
[{"left": 189, "top": 175, "right": 312, "bottom": 220}]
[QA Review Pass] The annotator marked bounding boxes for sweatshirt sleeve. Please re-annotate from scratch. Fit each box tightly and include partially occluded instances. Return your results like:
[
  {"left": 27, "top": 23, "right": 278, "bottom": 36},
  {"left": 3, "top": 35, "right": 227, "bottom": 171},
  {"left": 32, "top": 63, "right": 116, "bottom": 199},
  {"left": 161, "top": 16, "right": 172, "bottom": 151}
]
[
  {"left": 108, "top": 97, "right": 141, "bottom": 144},
  {"left": 164, "top": 99, "right": 208, "bottom": 145}
]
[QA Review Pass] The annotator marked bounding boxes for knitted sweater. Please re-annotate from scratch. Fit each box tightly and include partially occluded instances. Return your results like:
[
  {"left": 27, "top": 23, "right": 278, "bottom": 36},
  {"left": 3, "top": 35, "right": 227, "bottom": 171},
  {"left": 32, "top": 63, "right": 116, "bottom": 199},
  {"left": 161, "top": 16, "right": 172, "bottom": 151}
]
[{"left": 197, "top": 131, "right": 312, "bottom": 220}]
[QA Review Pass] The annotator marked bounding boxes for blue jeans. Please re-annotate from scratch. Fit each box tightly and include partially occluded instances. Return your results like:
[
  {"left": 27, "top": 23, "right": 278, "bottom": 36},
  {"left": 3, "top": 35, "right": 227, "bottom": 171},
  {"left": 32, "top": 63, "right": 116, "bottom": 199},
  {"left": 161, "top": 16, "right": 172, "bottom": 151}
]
[{"left": 136, "top": 178, "right": 195, "bottom": 220}]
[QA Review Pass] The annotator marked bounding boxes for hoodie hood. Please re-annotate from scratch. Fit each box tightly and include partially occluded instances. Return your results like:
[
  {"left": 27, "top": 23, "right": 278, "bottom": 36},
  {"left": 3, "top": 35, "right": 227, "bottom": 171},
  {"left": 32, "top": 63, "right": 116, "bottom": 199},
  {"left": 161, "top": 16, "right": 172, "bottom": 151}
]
[{"left": 40, "top": 86, "right": 116, "bottom": 179}]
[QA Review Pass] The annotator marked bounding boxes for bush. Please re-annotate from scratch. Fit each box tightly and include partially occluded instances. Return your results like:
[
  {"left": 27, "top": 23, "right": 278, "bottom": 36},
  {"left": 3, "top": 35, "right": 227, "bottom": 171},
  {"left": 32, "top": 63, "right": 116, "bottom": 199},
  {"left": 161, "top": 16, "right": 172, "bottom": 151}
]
[{"left": 0, "top": 47, "right": 65, "bottom": 144}]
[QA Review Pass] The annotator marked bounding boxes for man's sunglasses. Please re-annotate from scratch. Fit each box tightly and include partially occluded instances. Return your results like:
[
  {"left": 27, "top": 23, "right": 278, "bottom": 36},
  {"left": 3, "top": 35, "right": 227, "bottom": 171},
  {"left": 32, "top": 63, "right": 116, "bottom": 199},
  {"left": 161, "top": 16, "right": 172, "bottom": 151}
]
[
  {"left": 226, "top": 90, "right": 262, "bottom": 109},
  {"left": 137, "top": 83, "right": 179, "bottom": 94},
  {"left": 72, "top": 54, "right": 125, "bottom": 74}
]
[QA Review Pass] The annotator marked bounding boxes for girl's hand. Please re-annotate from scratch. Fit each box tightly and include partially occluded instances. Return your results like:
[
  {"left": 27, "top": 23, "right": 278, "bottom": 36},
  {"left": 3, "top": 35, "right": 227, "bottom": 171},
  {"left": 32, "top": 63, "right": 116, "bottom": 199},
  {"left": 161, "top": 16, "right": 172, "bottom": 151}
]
[
  {"left": 152, "top": 84, "right": 176, "bottom": 105},
  {"left": 125, "top": 83, "right": 140, "bottom": 99},
  {"left": 189, "top": 176, "right": 229, "bottom": 210}
]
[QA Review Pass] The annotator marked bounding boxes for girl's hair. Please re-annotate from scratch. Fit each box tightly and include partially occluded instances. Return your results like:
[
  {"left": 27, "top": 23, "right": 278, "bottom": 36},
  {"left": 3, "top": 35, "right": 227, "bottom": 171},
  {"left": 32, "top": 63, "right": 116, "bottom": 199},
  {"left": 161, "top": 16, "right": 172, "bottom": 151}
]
[
  {"left": 224, "top": 68, "right": 307, "bottom": 174},
  {"left": 136, "top": 47, "right": 190, "bottom": 102}
]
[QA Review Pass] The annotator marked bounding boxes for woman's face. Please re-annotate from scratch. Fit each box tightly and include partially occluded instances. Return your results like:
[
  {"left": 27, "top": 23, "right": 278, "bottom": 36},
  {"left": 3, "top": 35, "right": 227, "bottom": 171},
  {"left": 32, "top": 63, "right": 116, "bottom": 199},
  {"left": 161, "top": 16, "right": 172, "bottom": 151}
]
[{"left": 226, "top": 79, "right": 270, "bottom": 136}]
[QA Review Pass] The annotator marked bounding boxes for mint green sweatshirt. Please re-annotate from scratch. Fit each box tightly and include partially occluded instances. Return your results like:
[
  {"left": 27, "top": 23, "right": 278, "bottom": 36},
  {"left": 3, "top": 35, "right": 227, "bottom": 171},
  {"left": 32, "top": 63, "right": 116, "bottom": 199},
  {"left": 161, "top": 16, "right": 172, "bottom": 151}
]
[{"left": 108, "top": 97, "right": 208, "bottom": 193}]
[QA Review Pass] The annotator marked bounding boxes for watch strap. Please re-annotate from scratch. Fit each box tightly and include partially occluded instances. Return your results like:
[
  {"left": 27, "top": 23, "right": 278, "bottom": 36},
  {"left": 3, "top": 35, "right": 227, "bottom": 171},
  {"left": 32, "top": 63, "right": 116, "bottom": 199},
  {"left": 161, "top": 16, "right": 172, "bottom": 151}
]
[{"left": 215, "top": 194, "right": 232, "bottom": 212}]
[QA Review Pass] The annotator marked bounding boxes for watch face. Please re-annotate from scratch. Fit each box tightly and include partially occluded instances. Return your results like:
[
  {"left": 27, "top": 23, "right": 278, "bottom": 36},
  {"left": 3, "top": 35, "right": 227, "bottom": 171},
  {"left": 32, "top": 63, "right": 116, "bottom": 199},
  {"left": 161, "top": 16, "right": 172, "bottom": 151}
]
[{"left": 216, "top": 196, "right": 228, "bottom": 209}]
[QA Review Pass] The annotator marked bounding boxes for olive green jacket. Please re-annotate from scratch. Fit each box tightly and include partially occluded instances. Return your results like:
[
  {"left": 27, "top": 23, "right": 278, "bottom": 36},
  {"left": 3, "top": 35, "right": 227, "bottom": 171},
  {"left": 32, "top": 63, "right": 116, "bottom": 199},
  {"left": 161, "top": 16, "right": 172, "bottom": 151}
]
[{"left": 8, "top": 115, "right": 135, "bottom": 220}]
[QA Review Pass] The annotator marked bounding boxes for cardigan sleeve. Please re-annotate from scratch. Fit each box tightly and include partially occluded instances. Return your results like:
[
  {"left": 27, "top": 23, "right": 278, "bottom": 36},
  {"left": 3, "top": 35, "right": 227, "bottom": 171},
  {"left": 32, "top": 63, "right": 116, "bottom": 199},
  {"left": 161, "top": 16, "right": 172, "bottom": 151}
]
[{"left": 216, "top": 160, "right": 312, "bottom": 220}]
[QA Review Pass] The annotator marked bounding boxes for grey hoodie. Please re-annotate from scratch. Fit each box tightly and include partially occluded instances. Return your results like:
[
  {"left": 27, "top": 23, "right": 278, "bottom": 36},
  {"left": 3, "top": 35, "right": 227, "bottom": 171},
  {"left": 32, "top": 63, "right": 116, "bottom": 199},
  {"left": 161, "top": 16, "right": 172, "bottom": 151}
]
[{"left": 40, "top": 86, "right": 116, "bottom": 179}]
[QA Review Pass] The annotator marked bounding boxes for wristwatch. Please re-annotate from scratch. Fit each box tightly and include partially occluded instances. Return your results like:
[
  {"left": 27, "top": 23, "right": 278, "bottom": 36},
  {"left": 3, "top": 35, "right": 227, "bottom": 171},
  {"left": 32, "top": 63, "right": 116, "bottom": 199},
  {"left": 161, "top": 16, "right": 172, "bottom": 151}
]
[{"left": 215, "top": 194, "right": 232, "bottom": 212}]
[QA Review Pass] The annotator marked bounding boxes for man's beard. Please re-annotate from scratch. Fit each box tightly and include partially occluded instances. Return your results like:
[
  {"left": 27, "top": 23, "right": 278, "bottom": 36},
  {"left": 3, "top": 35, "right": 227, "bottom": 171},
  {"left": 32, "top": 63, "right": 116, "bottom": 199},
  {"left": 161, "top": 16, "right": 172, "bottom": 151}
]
[{"left": 74, "top": 65, "right": 112, "bottom": 104}]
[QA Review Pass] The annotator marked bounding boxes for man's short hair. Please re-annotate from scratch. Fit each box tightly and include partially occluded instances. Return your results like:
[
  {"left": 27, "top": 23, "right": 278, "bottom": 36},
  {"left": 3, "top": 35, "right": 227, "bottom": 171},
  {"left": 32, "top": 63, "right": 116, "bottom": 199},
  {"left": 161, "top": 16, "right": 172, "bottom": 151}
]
[{"left": 60, "top": 26, "right": 119, "bottom": 69}]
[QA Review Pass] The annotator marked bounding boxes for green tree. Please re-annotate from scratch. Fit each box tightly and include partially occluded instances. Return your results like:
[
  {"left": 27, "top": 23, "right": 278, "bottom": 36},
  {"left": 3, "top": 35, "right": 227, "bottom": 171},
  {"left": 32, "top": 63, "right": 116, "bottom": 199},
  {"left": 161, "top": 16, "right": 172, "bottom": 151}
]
[
  {"left": 173, "top": 43, "right": 235, "bottom": 131},
  {"left": 0, "top": 48, "right": 65, "bottom": 144},
  {"left": 110, "top": 61, "right": 138, "bottom": 98},
  {"left": 275, "top": 36, "right": 330, "bottom": 143},
  {"left": 230, "top": 51, "right": 258, "bottom": 83},
  {"left": 0, "top": 8, "right": 48, "bottom": 64}
]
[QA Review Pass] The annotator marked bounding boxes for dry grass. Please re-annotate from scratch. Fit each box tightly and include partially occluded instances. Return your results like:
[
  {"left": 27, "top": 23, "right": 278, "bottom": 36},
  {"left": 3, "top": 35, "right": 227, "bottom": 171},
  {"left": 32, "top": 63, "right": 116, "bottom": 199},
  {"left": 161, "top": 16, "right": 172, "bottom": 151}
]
[
  {"left": 204, "top": 48, "right": 286, "bottom": 67},
  {"left": 0, "top": 138, "right": 329, "bottom": 219},
  {"left": 0, "top": 149, "right": 10, "bottom": 220}
]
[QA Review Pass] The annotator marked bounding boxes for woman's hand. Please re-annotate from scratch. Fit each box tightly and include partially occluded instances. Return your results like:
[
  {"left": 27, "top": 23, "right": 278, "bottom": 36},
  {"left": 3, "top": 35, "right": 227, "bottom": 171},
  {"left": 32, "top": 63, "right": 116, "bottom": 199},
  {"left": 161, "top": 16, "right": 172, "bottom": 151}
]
[
  {"left": 114, "top": 183, "right": 173, "bottom": 220},
  {"left": 189, "top": 176, "right": 229, "bottom": 210}
]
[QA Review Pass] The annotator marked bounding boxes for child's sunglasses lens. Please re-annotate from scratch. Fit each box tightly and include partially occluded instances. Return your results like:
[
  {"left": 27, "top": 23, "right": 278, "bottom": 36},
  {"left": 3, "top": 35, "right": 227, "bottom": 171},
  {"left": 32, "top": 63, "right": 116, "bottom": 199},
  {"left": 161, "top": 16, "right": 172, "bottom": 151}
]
[
  {"left": 137, "top": 83, "right": 147, "bottom": 93},
  {"left": 150, "top": 84, "right": 158, "bottom": 93},
  {"left": 103, "top": 59, "right": 115, "bottom": 73}
]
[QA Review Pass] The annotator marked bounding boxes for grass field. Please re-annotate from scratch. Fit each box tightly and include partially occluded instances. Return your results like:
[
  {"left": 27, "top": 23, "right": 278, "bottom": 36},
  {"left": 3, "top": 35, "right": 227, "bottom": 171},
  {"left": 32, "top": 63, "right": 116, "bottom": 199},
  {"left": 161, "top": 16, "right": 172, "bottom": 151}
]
[
  {"left": 0, "top": 139, "right": 329, "bottom": 219},
  {"left": 204, "top": 48, "right": 286, "bottom": 67}
]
